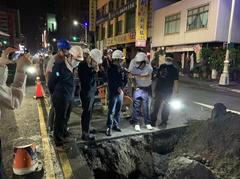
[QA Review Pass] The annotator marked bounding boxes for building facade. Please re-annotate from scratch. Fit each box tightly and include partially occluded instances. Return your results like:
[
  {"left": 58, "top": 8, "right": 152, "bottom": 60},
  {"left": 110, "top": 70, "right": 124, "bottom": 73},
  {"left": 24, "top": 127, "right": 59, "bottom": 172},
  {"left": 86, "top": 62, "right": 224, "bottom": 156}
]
[
  {"left": 95, "top": 0, "right": 152, "bottom": 59},
  {"left": 56, "top": 0, "right": 89, "bottom": 42},
  {"left": 0, "top": 6, "right": 22, "bottom": 47},
  {"left": 152, "top": 0, "right": 240, "bottom": 66}
]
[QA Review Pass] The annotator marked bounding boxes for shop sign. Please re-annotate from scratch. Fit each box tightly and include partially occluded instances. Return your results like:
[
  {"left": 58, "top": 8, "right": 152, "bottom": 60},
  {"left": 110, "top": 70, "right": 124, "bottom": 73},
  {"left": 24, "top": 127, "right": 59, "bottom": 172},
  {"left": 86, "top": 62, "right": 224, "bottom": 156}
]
[
  {"left": 89, "top": 0, "right": 97, "bottom": 31},
  {"left": 106, "top": 32, "right": 135, "bottom": 47}
]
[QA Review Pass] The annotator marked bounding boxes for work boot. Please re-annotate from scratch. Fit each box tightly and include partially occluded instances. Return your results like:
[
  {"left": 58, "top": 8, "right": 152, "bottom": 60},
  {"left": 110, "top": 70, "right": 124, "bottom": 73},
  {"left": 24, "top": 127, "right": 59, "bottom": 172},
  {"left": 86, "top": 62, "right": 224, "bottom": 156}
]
[
  {"left": 159, "top": 121, "right": 167, "bottom": 128},
  {"left": 112, "top": 126, "right": 121, "bottom": 132},
  {"left": 55, "top": 145, "right": 65, "bottom": 152},
  {"left": 81, "top": 133, "right": 95, "bottom": 141},
  {"left": 63, "top": 131, "right": 72, "bottom": 138},
  {"left": 105, "top": 128, "right": 112, "bottom": 136},
  {"left": 90, "top": 128, "right": 97, "bottom": 134}
]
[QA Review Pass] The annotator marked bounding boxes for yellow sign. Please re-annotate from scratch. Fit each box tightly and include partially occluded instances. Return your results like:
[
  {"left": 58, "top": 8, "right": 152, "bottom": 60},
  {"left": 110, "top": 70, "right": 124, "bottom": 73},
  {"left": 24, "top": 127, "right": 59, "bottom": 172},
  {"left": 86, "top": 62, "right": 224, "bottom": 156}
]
[
  {"left": 106, "top": 33, "right": 135, "bottom": 47},
  {"left": 135, "top": 0, "right": 148, "bottom": 47},
  {"left": 89, "top": 0, "right": 96, "bottom": 31}
]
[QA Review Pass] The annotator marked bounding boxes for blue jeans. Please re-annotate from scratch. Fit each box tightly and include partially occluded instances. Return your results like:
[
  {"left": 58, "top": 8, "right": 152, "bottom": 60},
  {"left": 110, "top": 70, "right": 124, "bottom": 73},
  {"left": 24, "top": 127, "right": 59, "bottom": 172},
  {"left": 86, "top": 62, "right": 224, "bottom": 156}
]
[
  {"left": 132, "top": 87, "right": 151, "bottom": 125},
  {"left": 107, "top": 93, "right": 123, "bottom": 128}
]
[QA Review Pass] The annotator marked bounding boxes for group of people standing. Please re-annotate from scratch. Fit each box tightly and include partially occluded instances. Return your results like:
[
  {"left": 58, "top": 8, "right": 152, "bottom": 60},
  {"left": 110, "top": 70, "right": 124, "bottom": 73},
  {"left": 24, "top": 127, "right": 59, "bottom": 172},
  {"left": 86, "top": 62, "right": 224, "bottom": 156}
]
[{"left": 45, "top": 39, "right": 179, "bottom": 150}]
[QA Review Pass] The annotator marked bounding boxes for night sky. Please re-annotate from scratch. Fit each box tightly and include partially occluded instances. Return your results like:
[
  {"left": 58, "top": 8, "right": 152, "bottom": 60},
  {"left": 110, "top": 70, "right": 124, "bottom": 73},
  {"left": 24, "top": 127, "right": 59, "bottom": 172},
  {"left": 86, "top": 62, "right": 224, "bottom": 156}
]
[{"left": 0, "top": 0, "right": 56, "bottom": 52}]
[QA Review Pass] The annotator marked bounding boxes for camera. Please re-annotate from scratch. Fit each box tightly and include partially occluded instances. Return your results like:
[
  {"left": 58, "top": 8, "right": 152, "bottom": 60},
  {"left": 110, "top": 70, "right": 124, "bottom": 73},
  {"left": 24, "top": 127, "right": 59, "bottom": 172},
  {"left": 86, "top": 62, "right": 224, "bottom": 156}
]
[{"left": 8, "top": 51, "right": 24, "bottom": 61}]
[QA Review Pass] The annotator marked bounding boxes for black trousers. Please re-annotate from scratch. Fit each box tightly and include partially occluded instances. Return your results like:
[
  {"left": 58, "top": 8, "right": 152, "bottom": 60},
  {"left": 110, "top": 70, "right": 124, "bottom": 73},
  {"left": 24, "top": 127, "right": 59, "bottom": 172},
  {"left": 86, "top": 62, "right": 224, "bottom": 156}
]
[
  {"left": 48, "top": 95, "right": 55, "bottom": 132},
  {"left": 80, "top": 91, "right": 95, "bottom": 135},
  {"left": 151, "top": 93, "right": 171, "bottom": 125},
  {"left": 52, "top": 97, "right": 72, "bottom": 146}
]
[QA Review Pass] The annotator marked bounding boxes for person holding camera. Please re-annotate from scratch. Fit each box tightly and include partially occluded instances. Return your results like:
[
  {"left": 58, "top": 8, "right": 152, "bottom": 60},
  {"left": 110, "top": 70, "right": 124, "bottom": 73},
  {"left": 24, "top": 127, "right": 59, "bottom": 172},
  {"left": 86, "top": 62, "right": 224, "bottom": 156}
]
[{"left": 0, "top": 47, "right": 31, "bottom": 179}]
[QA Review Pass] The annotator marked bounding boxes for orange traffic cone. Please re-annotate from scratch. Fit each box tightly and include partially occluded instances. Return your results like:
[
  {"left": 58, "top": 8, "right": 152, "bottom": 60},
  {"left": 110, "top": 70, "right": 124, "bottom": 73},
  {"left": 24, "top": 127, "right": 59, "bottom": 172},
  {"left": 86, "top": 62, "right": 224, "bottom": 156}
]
[
  {"left": 35, "top": 77, "right": 44, "bottom": 98},
  {"left": 12, "top": 139, "right": 42, "bottom": 175}
]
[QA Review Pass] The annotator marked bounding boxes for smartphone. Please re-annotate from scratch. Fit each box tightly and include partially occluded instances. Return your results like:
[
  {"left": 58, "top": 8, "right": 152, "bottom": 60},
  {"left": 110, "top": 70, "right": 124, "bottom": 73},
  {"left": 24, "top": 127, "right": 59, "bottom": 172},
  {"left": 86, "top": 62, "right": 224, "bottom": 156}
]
[{"left": 8, "top": 51, "right": 23, "bottom": 61}]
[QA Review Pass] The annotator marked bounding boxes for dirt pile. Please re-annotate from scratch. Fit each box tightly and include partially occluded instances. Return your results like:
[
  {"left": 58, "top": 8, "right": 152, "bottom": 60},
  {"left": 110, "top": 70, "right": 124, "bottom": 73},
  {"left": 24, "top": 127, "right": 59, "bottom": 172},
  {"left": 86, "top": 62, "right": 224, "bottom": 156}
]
[{"left": 172, "top": 112, "right": 240, "bottom": 179}]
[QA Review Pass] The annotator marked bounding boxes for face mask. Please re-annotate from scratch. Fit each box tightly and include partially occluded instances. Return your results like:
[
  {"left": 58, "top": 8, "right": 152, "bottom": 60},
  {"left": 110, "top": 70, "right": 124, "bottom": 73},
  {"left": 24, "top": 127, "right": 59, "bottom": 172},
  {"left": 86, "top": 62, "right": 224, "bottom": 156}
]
[
  {"left": 0, "top": 66, "right": 8, "bottom": 85},
  {"left": 71, "top": 59, "right": 80, "bottom": 68}
]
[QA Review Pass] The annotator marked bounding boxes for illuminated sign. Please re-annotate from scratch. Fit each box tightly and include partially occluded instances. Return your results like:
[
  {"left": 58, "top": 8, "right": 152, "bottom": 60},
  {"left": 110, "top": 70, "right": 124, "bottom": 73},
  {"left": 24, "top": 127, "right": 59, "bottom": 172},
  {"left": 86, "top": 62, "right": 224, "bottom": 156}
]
[
  {"left": 135, "top": 0, "right": 148, "bottom": 47},
  {"left": 89, "top": 0, "right": 97, "bottom": 31},
  {"left": 47, "top": 14, "right": 57, "bottom": 32},
  {"left": 106, "top": 32, "right": 135, "bottom": 46}
]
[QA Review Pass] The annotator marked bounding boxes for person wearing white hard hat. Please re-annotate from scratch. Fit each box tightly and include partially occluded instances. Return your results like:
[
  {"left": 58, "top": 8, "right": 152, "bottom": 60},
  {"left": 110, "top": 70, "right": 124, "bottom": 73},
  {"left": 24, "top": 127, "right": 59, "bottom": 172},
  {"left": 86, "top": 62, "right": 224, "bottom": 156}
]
[
  {"left": 48, "top": 45, "right": 83, "bottom": 150},
  {"left": 78, "top": 48, "right": 103, "bottom": 141},
  {"left": 105, "top": 50, "right": 128, "bottom": 136},
  {"left": 128, "top": 52, "right": 153, "bottom": 132}
]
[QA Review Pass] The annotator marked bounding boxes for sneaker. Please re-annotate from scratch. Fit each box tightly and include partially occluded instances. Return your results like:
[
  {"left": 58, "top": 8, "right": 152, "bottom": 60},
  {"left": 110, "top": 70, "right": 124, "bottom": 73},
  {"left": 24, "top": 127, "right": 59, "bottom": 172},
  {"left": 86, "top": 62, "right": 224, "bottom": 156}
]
[
  {"left": 49, "top": 130, "right": 54, "bottom": 138},
  {"left": 134, "top": 125, "right": 141, "bottom": 132},
  {"left": 146, "top": 124, "right": 153, "bottom": 130},
  {"left": 112, "top": 126, "right": 122, "bottom": 132},
  {"left": 105, "top": 128, "right": 112, "bottom": 136}
]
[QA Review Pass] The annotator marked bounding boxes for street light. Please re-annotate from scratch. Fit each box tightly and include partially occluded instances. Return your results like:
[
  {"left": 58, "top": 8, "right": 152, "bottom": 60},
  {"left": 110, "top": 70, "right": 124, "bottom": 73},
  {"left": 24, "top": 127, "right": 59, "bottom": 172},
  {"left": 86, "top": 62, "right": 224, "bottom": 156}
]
[
  {"left": 73, "top": 20, "right": 88, "bottom": 43},
  {"left": 219, "top": 0, "right": 236, "bottom": 85},
  {"left": 53, "top": 38, "right": 56, "bottom": 42}
]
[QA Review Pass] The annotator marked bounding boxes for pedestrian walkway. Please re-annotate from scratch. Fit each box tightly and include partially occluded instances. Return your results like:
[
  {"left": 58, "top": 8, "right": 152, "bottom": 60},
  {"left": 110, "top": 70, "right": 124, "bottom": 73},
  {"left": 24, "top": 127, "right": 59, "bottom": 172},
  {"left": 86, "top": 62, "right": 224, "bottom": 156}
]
[{"left": 179, "top": 76, "right": 240, "bottom": 94}]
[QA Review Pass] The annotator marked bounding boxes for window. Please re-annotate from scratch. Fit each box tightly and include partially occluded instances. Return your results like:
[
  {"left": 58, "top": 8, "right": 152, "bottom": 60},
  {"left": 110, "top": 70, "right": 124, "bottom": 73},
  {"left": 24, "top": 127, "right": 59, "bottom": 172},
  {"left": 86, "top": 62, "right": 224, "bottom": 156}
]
[
  {"left": 116, "top": 20, "right": 122, "bottom": 35},
  {"left": 102, "top": 26, "right": 106, "bottom": 40},
  {"left": 108, "top": 23, "right": 113, "bottom": 37},
  {"left": 165, "top": 13, "right": 180, "bottom": 34},
  {"left": 187, "top": 4, "right": 209, "bottom": 30},
  {"left": 109, "top": 1, "right": 114, "bottom": 13},
  {"left": 126, "top": 10, "right": 135, "bottom": 33}
]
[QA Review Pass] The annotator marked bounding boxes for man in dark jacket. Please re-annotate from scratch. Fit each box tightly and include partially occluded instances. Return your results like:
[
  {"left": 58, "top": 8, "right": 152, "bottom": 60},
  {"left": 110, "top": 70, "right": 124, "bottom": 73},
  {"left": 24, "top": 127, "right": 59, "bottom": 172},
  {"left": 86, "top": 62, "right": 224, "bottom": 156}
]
[
  {"left": 105, "top": 50, "right": 128, "bottom": 136},
  {"left": 151, "top": 53, "right": 179, "bottom": 127},
  {"left": 78, "top": 49, "right": 102, "bottom": 141},
  {"left": 48, "top": 45, "right": 83, "bottom": 150}
]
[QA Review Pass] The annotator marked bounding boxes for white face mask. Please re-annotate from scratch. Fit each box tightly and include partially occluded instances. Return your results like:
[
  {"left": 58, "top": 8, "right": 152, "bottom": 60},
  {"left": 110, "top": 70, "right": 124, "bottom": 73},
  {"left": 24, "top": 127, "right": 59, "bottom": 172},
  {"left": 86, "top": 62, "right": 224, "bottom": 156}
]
[
  {"left": 71, "top": 59, "right": 80, "bottom": 68},
  {"left": 165, "top": 61, "right": 173, "bottom": 65},
  {"left": 0, "top": 66, "right": 8, "bottom": 85}
]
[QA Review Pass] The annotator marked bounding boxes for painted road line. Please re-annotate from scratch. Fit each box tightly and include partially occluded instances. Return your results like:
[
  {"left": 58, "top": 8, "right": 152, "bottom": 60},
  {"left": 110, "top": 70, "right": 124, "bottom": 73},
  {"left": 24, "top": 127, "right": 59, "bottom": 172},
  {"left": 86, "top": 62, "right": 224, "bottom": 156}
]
[
  {"left": 37, "top": 101, "right": 56, "bottom": 179},
  {"left": 209, "top": 84, "right": 240, "bottom": 94},
  {"left": 43, "top": 97, "right": 74, "bottom": 179},
  {"left": 194, "top": 102, "right": 240, "bottom": 115}
]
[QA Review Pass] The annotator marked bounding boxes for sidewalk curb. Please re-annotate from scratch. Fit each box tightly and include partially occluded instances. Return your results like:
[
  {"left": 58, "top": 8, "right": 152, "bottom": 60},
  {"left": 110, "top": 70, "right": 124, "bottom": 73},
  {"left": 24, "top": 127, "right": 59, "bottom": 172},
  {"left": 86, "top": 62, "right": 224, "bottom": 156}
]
[{"left": 180, "top": 77, "right": 240, "bottom": 94}]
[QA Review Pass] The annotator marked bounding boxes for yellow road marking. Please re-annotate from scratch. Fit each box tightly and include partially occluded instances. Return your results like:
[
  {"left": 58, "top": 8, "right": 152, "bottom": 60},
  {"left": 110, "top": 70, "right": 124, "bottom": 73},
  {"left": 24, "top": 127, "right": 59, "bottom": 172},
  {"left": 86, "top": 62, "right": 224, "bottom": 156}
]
[
  {"left": 44, "top": 97, "right": 74, "bottom": 179},
  {"left": 37, "top": 101, "right": 56, "bottom": 179}
]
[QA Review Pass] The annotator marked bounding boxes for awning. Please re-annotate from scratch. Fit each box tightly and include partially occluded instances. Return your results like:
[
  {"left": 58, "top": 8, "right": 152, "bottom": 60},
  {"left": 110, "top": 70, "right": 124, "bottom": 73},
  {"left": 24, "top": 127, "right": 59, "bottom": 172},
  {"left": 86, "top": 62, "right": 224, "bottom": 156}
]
[{"left": 0, "top": 30, "right": 10, "bottom": 37}]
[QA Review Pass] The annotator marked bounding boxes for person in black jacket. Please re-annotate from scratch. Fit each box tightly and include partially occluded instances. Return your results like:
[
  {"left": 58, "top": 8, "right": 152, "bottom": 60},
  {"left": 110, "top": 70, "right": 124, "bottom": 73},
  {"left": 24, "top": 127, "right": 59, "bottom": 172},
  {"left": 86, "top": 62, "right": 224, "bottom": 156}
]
[
  {"left": 48, "top": 45, "right": 83, "bottom": 150},
  {"left": 151, "top": 53, "right": 179, "bottom": 127},
  {"left": 105, "top": 50, "right": 128, "bottom": 136},
  {"left": 78, "top": 48, "right": 103, "bottom": 141}
]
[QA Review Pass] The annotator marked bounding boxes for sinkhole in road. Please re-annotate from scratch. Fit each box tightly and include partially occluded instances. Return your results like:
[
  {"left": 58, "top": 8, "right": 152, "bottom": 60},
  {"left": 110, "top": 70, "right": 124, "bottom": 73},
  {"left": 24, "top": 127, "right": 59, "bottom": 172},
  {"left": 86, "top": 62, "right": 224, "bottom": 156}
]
[{"left": 79, "top": 127, "right": 186, "bottom": 179}]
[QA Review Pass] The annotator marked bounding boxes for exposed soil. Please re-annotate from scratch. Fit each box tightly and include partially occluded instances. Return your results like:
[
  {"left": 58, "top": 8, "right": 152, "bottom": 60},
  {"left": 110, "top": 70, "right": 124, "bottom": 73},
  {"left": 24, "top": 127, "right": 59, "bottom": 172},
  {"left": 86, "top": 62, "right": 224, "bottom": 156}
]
[{"left": 172, "top": 113, "right": 240, "bottom": 179}]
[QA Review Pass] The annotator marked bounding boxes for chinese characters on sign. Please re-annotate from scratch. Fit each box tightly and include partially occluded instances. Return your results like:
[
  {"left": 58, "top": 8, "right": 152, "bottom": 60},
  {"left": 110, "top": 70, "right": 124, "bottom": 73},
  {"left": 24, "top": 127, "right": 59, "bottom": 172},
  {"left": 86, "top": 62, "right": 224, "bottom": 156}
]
[
  {"left": 106, "top": 33, "right": 135, "bottom": 47},
  {"left": 89, "top": 0, "right": 96, "bottom": 31},
  {"left": 135, "top": 0, "right": 148, "bottom": 47}
]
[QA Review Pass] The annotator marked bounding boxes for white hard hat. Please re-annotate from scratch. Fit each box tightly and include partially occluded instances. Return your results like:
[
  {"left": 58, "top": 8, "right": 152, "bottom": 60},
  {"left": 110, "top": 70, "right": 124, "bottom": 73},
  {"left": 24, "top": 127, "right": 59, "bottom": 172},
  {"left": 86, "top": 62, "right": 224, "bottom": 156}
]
[
  {"left": 135, "top": 52, "right": 148, "bottom": 62},
  {"left": 112, "top": 50, "right": 124, "bottom": 60},
  {"left": 69, "top": 45, "right": 83, "bottom": 61},
  {"left": 107, "top": 49, "right": 113, "bottom": 54},
  {"left": 90, "top": 49, "right": 103, "bottom": 64},
  {"left": 83, "top": 48, "right": 90, "bottom": 54}
]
